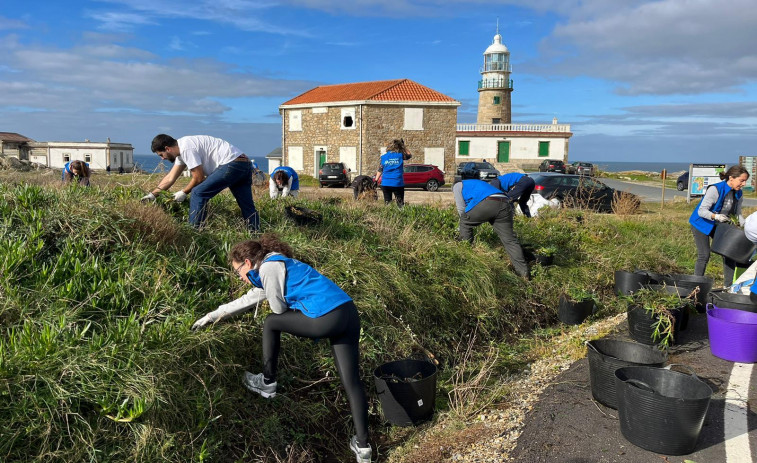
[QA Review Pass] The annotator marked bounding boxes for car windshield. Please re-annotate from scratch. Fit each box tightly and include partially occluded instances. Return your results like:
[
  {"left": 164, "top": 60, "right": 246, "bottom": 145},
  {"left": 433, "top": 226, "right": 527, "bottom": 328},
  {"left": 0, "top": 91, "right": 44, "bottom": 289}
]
[
  {"left": 475, "top": 162, "right": 495, "bottom": 169},
  {"left": 322, "top": 163, "right": 342, "bottom": 171}
]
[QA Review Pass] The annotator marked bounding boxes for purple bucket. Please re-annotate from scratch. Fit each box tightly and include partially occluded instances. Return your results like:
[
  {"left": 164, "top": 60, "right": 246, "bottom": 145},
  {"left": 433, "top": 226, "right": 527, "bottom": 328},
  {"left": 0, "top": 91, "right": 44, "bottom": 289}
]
[{"left": 707, "top": 304, "right": 757, "bottom": 363}]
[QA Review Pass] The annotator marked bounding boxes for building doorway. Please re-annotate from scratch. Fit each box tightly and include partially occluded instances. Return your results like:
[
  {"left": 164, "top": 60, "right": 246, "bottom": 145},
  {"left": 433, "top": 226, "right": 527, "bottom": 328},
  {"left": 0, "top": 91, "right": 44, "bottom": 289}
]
[{"left": 497, "top": 141, "right": 510, "bottom": 163}]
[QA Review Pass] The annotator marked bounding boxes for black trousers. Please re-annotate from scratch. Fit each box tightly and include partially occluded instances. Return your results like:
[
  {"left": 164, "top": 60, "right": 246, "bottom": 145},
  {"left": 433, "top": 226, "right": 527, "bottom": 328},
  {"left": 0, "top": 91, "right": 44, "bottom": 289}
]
[
  {"left": 262, "top": 301, "right": 369, "bottom": 445},
  {"left": 381, "top": 185, "right": 405, "bottom": 206},
  {"left": 692, "top": 225, "right": 736, "bottom": 285}
]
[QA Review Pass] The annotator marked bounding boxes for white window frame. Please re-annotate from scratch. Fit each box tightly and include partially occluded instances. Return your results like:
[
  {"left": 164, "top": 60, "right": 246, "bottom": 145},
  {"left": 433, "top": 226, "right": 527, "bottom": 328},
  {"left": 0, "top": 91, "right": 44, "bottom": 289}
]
[
  {"left": 63, "top": 153, "right": 70, "bottom": 162},
  {"left": 84, "top": 153, "right": 92, "bottom": 163},
  {"left": 289, "top": 110, "right": 302, "bottom": 132},
  {"left": 404, "top": 108, "right": 424, "bottom": 131},
  {"left": 341, "top": 107, "right": 356, "bottom": 130},
  {"left": 288, "top": 146, "right": 304, "bottom": 170}
]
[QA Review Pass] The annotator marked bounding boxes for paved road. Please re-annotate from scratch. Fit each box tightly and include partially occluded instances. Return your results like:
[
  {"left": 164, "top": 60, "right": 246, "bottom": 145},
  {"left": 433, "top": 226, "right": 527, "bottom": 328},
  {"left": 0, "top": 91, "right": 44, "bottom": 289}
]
[
  {"left": 510, "top": 314, "right": 757, "bottom": 463},
  {"left": 602, "top": 178, "right": 757, "bottom": 207}
]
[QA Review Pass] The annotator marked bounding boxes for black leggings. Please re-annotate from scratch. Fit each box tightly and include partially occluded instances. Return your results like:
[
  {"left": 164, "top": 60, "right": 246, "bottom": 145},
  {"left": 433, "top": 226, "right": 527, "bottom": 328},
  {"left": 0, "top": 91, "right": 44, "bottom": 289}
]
[
  {"left": 381, "top": 185, "right": 405, "bottom": 207},
  {"left": 262, "top": 301, "right": 369, "bottom": 445},
  {"left": 692, "top": 225, "right": 736, "bottom": 285}
]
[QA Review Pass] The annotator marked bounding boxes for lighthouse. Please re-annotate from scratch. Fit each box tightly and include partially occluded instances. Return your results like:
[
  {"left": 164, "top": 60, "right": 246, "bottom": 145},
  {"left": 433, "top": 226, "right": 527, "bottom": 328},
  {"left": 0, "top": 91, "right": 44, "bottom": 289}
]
[{"left": 477, "top": 26, "right": 512, "bottom": 125}]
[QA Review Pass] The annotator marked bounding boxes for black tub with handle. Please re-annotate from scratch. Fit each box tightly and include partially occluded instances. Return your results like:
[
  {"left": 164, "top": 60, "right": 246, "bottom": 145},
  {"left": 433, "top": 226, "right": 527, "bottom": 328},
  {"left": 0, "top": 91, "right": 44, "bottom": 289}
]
[
  {"left": 711, "top": 222, "right": 757, "bottom": 264},
  {"left": 708, "top": 289, "right": 757, "bottom": 313},
  {"left": 614, "top": 270, "right": 651, "bottom": 296},
  {"left": 627, "top": 304, "right": 686, "bottom": 346},
  {"left": 586, "top": 339, "right": 667, "bottom": 410},
  {"left": 374, "top": 359, "right": 437, "bottom": 426},
  {"left": 660, "top": 274, "right": 713, "bottom": 311},
  {"left": 614, "top": 365, "right": 712, "bottom": 455},
  {"left": 558, "top": 294, "right": 595, "bottom": 325}
]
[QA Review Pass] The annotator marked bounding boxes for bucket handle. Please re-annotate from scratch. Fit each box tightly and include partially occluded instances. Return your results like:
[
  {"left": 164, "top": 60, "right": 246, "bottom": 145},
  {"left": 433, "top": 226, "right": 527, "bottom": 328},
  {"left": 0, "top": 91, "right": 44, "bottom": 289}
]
[
  {"left": 664, "top": 363, "right": 699, "bottom": 379},
  {"left": 625, "top": 378, "right": 656, "bottom": 394}
]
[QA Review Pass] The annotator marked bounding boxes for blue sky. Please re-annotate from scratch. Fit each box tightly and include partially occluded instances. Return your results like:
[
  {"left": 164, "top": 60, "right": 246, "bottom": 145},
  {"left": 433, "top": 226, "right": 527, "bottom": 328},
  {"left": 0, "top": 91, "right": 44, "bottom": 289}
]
[{"left": 2, "top": 0, "right": 757, "bottom": 164}]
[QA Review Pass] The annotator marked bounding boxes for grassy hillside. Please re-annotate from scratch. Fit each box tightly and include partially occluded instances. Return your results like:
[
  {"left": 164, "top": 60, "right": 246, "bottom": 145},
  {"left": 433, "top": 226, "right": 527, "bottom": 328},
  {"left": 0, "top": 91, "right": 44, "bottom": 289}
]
[{"left": 0, "top": 171, "right": 725, "bottom": 462}]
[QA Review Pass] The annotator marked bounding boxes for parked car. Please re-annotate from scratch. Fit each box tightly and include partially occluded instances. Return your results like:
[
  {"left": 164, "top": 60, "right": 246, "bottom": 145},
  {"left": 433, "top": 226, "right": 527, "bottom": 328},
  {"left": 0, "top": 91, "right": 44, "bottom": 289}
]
[
  {"left": 530, "top": 172, "right": 640, "bottom": 213},
  {"left": 538, "top": 159, "right": 567, "bottom": 173},
  {"left": 319, "top": 162, "right": 351, "bottom": 187},
  {"left": 454, "top": 161, "right": 500, "bottom": 183},
  {"left": 677, "top": 171, "right": 689, "bottom": 191},
  {"left": 403, "top": 164, "right": 445, "bottom": 191},
  {"left": 378, "top": 164, "right": 446, "bottom": 191},
  {"left": 567, "top": 161, "right": 595, "bottom": 176}
]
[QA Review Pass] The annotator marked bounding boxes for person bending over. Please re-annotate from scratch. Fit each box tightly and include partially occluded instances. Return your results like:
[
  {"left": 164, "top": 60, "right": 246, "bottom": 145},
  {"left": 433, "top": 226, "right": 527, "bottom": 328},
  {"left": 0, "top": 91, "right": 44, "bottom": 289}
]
[{"left": 269, "top": 166, "right": 300, "bottom": 199}]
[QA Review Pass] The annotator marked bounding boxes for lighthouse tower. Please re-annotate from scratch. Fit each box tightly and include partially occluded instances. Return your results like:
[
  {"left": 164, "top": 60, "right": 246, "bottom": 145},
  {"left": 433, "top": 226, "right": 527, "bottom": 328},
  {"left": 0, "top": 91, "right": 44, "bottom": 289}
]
[{"left": 477, "top": 25, "right": 512, "bottom": 125}]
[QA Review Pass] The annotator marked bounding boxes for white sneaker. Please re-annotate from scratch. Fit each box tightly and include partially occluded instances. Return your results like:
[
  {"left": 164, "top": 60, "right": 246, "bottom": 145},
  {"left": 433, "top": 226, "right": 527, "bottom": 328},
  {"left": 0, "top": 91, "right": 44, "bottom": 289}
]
[
  {"left": 349, "top": 435, "right": 371, "bottom": 463},
  {"left": 242, "top": 371, "right": 277, "bottom": 398}
]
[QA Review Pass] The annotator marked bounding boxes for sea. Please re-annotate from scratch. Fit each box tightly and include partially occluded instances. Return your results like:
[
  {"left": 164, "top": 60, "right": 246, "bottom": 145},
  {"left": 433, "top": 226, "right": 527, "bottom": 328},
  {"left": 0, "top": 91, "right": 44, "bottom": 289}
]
[{"left": 133, "top": 154, "right": 265, "bottom": 173}]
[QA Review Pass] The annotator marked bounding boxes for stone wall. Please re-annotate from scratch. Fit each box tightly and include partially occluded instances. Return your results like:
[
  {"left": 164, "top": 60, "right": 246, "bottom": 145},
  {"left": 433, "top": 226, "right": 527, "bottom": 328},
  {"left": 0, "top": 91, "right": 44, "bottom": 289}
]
[{"left": 476, "top": 89, "right": 512, "bottom": 124}]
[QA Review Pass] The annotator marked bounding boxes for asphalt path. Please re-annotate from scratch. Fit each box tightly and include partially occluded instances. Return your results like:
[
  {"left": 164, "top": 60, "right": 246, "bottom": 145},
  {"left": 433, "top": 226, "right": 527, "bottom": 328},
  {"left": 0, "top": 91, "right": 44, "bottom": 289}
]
[
  {"left": 601, "top": 178, "right": 757, "bottom": 208},
  {"left": 510, "top": 314, "right": 757, "bottom": 463}
]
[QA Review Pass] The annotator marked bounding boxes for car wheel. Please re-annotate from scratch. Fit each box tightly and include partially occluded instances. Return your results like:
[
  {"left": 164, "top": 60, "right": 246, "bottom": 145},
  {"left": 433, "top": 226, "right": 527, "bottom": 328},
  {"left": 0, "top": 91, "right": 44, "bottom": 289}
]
[
  {"left": 425, "top": 179, "right": 440, "bottom": 191},
  {"left": 677, "top": 181, "right": 685, "bottom": 191}
]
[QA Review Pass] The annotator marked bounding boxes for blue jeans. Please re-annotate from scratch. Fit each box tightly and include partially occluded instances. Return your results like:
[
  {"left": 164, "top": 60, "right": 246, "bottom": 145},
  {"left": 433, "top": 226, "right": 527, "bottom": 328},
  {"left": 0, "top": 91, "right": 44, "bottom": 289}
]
[{"left": 189, "top": 160, "right": 259, "bottom": 231}]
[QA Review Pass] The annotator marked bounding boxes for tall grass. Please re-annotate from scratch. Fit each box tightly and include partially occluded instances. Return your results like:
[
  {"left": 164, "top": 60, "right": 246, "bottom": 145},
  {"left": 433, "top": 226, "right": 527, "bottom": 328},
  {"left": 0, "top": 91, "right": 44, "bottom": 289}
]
[{"left": 0, "top": 173, "right": 714, "bottom": 462}]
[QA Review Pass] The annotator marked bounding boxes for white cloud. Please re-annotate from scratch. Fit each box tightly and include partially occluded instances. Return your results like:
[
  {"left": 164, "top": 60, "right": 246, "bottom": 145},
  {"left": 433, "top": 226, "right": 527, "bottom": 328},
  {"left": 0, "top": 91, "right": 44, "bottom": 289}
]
[{"left": 0, "top": 15, "right": 29, "bottom": 30}]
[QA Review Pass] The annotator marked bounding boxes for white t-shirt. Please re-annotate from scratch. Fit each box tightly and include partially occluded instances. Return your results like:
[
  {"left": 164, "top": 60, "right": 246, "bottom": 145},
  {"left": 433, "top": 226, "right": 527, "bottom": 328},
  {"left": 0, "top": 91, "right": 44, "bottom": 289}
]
[
  {"left": 745, "top": 211, "right": 757, "bottom": 243},
  {"left": 174, "top": 135, "right": 243, "bottom": 177}
]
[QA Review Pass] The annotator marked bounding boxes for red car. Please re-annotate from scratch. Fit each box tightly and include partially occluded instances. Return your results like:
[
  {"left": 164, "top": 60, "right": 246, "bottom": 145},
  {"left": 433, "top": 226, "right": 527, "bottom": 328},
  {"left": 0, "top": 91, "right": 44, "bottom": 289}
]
[{"left": 377, "top": 163, "right": 445, "bottom": 191}]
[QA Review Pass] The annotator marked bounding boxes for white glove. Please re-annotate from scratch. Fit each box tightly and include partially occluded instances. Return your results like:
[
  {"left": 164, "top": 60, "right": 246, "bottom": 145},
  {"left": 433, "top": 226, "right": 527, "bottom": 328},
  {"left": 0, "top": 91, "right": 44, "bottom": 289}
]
[
  {"left": 173, "top": 190, "right": 188, "bottom": 203},
  {"left": 141, "top": 192, "right": 156, "bottom": 202},
  {"left": 714, "top": 214, "right": 729, "bottom": 223},
  {"left": 191, "top": 314, "right": 214, "bottom": 330}
]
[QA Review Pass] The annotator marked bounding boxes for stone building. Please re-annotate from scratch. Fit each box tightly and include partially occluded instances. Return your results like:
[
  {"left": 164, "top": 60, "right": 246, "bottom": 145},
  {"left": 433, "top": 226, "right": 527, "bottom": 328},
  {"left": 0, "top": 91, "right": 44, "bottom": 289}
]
[
  {"left": 456, "top": 30, "right": 573, "bottom": 171},
  {"left": 279, "top": 79, "right": 460, "bottom": 180},
  {"left": 0, "top": 132, "right": 34, "bottom": 159}
]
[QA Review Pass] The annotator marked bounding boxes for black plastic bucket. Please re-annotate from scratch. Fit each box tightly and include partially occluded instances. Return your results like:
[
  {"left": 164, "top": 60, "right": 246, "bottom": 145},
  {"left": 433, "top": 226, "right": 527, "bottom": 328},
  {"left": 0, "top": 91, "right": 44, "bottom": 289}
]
[
  {"left": 614, "top": 365, "right": 712, "bottom": 455},
  {"left": 644, "top": 284, "right": 694, "bottom": 331},
  {"left": 660, "top": 274, "right": 713, "bottom": 311},
  {"left": 586, "top": 339, "right": 667, "bottom": 410},
  {"left": 614, "top": 270, "right": 651, "bottom": 296},
  {"left": 373, "top": 359, "right": 437, "bottom": 426},
  {"left": 558, "top": 294, "right": 595, "bottom": 325},
  {"left": 711, "top": 223, "right": 757, "bottom": 263},
  {"left": 627, "top": 304, "right": 684, "bottom": 346},
  {"left": 708, "top": 289, "right": 757, "bottom": 313}
]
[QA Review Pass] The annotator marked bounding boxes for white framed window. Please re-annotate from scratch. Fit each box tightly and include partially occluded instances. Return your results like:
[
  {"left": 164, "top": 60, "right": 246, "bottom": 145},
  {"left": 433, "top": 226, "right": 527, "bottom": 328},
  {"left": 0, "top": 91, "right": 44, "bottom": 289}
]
[
  {"left": 289, "top": 111, "right": 302, "bottom": 131},
  {"left": 63, "top": 153, "right": 70, "bottom": 162},
  {"left": 84, "top": 153, "right": 92, "bottom": 162},
  {"left": 404, "top": 108, "right": 424, "bottom": 130},
  {"left": 341, "top": 107, "right": 356, "bottom": 129},
  {"left": 424, "top": 148, "right": 445, "bottom": 172},
  {"left": 288, "top": 146, "right": 304, "bottom": 170},
  {"left": 339, "top": 147, "right": 357, "bottom": 173}
]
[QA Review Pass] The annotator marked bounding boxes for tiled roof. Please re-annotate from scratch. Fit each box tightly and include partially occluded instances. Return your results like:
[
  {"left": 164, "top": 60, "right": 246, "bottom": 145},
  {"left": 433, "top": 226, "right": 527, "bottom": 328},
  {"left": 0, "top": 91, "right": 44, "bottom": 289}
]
[
  {"left": 0, "top": 132, "right": 34, "bottom": 143},
  {"left": 282, "top": 79, "right": 457, "bottom": 105}
]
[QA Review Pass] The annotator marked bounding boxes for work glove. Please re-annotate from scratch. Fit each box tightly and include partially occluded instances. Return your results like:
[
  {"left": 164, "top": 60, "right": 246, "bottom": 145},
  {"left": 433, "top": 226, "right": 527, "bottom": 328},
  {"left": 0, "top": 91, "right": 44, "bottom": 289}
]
[
  {"left": 141, "top": 192, "right": 156, "bottom": 202},
  {"left": 173, "top": 190, "right": 188, "bottom": 203},
  {"left": 713, "top": 214, "right": 730, "bottom": 223},
  {"left": 191, "top": 314, "right": 214, "bottom": 330}
]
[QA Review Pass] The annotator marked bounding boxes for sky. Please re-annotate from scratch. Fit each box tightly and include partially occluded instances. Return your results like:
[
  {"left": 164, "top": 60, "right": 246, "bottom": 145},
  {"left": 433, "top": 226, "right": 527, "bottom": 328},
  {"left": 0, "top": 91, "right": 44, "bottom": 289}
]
[{"left": 2, "top": 0, "right": 757, "bottom": 164}]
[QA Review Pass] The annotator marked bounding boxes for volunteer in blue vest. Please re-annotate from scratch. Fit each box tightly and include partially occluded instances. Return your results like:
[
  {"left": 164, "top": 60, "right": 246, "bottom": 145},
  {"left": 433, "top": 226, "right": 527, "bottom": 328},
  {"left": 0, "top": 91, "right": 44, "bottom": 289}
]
[
  {"left": 142, "top": 134, "right": 259, "bottom": 231},
  {"left": 269, "top": 166, "right": 299, "bottom": 199},
  {"left": 191, "top": 234, "right": 371, "bottom": 463},
  {"left": 689, "top": 165, "right": 749, "bottom": 286},
  {"left": 490, "top": 172, "right": 536, "bottom": 218},
  {"left": 62, "top": 160, "right": 91, "bottom": 186},
  {"left": 376, "top": 139, "right": 412, "bottom": 207},
  {"left": 454, "top": 172, "right": 530, "bottom": 279}
]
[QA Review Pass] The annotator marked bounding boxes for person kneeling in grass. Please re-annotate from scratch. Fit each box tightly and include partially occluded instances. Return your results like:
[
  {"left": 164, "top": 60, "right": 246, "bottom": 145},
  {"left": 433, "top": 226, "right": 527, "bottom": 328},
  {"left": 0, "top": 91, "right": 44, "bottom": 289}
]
[{"left": 191, "top": 234, "right": 371, "bottom": 463}]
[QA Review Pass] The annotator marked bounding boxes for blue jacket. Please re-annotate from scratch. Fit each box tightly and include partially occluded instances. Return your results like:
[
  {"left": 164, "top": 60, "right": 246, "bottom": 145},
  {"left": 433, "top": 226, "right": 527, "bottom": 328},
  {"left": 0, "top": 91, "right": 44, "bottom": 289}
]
[
  {"left": 61, "top": 161, "right": 89, "bottom": 180},
  {"left": 245, "top": 255, "right": 352, "bottom": 318},
  {"left": 380, "top": 151, "right": 405, "bottom": 187},
  {"left": 461, "top": 179, "right": 505, "bottom": 213},
  {"left": 689, "top": 180, "right": 741, "bottom": 235},
  {"left": 271, "top": 166, "right": 299, "bottom": 190},
  {"left": 496, "top": 173, "right": 525, "bottom": 193}
]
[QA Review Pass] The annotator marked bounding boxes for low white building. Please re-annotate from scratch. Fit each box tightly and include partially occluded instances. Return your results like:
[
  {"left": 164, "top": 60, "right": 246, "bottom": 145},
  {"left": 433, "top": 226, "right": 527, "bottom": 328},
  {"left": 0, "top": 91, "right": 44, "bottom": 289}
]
[{"left": 29, "top": 139, "right": 135, "bottom": 172}]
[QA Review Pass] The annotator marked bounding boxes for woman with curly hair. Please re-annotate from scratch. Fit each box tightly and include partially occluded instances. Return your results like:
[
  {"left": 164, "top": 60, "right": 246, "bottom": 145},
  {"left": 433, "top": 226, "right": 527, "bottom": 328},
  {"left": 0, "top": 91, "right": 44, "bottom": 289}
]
[{"left": 191, "top": 234, "right": 371, "bottom": 463}]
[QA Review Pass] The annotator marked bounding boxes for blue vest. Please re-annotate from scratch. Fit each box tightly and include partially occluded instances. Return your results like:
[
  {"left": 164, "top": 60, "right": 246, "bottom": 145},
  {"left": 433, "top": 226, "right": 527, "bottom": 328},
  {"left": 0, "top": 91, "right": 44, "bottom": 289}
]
[
  {"left": 380, "top": 151, "right": 405, "bottom": 187},
  {"left": 245, "top": 254, "right": 352, "bottom": 318},
  {"left": 271, "top": 166, "right": 300, "bottom": 190},
  {"left": 689, "top": 180, "right": 741, "bottom": 235},
  {"left": 461, "top": 179, "right": 505, "bottom": 213},
  {"left": 497, "top": 173, "right": 525, "bottom": 192},
  {"left": 62, "top": 161, "right": 89, "bottom": 180}
]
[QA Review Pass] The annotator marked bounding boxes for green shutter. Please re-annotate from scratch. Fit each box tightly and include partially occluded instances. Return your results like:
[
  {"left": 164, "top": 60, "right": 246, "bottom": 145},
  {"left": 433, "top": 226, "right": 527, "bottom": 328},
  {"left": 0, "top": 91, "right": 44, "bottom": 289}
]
[
  {"left": 538, "top": 141, "right": 550, "bottom": 157},
  {"left": 497, "top": 141, "right": 510, "bottom": 162},
  {"left": 458, "top": 141, "right": 470, "bottom": 156}
]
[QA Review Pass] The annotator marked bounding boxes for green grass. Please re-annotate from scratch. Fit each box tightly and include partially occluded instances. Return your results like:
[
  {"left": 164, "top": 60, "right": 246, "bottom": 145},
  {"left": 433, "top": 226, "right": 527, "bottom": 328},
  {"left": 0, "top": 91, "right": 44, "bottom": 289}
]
[{"left": 0, "top": 172, "right": 723, "bottom": 462}]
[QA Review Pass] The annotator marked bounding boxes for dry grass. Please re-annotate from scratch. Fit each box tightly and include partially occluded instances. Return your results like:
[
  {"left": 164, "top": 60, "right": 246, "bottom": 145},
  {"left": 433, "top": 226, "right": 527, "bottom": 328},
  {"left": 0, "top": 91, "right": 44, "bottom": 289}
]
[
  {"left": 612, "top": 190, "right": 642, "bottom": 215},
  {"left": 119, "top": 201, "right": 188, "bottom": 249}
]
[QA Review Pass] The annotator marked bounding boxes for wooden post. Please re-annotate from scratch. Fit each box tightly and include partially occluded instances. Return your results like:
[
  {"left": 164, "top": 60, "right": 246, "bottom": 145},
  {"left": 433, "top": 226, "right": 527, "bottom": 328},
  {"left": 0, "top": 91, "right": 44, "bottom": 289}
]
[{"left": 661, "top": 169, "right": 666, "bottom": 209}]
